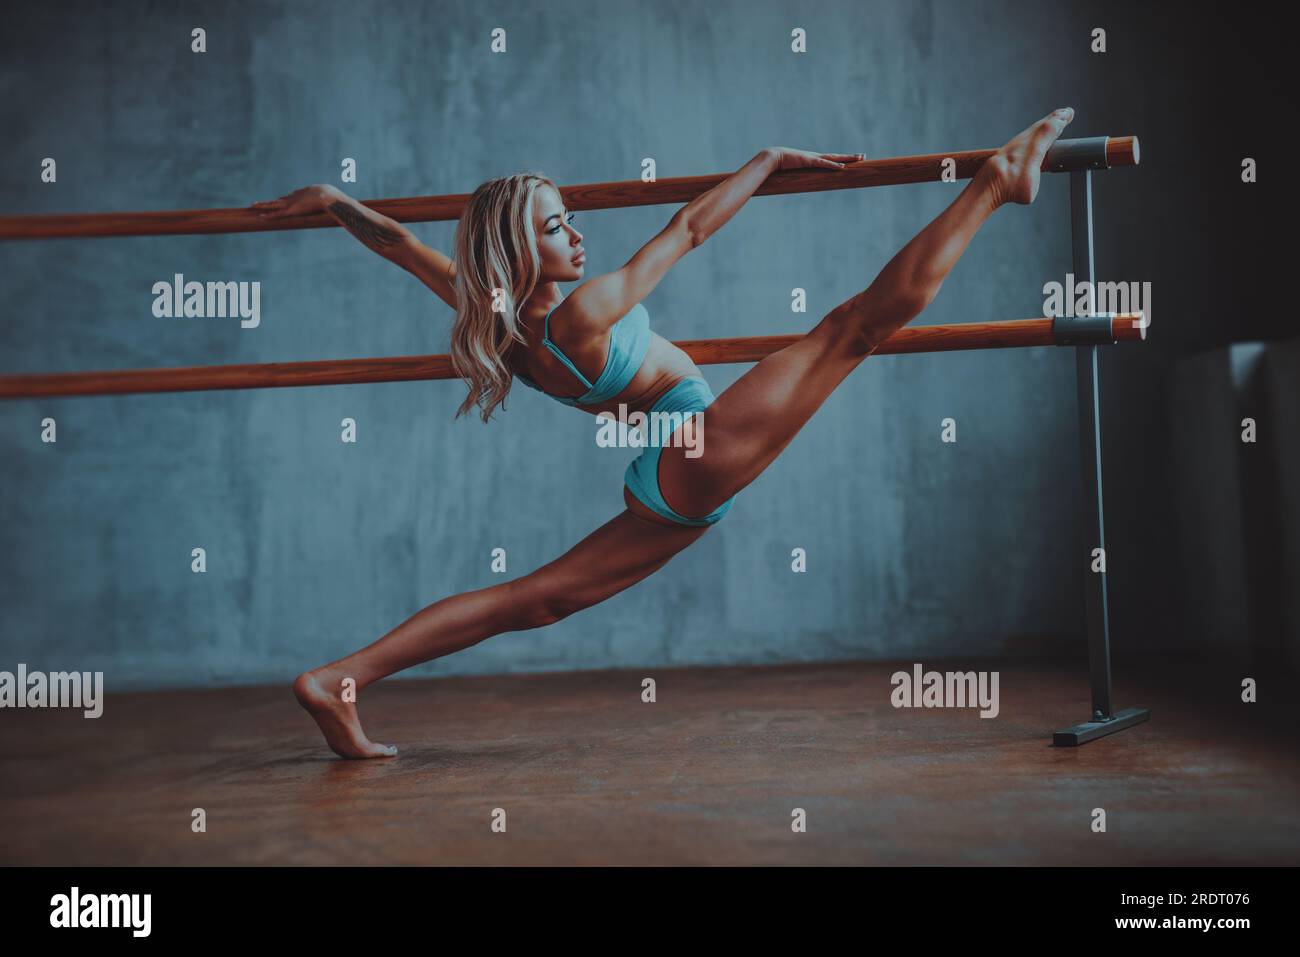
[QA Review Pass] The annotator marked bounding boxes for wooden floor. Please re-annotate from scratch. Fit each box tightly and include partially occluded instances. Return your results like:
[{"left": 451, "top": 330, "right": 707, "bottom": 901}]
[{"left": 2, "top": 657, "right": 1297, "bottom": 865}]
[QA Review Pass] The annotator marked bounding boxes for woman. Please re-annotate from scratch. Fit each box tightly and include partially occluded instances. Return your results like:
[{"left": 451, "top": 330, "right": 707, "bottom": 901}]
[{"left": 252, "top": 108, "right": 1075, "bottom": 758}]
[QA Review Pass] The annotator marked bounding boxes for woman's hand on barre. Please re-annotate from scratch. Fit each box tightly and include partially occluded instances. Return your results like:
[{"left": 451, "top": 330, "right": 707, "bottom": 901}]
[
  {"left": 249, "top": 184, "right": 341, "bottom": 219},
  {"left": 769, "top": 148, "right": 865, "bottom": 172},
  {"left": 253, "top": 185, "right": 416, "bottom": 266}
]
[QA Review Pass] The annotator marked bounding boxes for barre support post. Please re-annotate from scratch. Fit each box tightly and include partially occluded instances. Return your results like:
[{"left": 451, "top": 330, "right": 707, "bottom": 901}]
[{"left": 1052, "top": 167, "right": 1150, "bottom": 746}]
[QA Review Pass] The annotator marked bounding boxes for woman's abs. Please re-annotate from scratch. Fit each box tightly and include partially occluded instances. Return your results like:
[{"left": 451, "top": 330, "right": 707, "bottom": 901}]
[{"left": 586, "top": 332, "right": 700, "bottom": 419}]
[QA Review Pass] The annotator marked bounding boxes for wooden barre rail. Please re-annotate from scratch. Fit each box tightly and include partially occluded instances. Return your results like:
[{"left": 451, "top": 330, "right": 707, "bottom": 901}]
[
  {"left": 0, "top": 136, "right": 1139, "bottom": 241},
  {"left": 0, "top": 315, "right": 1146, "bottom": 399}
]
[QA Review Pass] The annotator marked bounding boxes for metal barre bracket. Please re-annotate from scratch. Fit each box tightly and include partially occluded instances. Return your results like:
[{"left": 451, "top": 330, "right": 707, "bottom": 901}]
[
  {"left": 1052, "top": 313, "right": 1118, "bottom": 346},
  {"left": 1044, "top": 136, "right": 1111, "bottom": 172}
]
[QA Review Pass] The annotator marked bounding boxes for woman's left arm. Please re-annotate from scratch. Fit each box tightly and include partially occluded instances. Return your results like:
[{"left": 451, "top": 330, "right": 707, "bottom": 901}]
[
  {"left": 677, "top": 150, "right": 778, "bottom": 248},
  {"left": 680, "top": 147, "right": 862, "bottom": 247}
]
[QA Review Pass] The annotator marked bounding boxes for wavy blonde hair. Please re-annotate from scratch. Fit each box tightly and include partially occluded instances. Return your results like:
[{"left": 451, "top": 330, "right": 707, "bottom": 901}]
[{"left": 450, "top": 172, "right": 559, "bottom": 423}]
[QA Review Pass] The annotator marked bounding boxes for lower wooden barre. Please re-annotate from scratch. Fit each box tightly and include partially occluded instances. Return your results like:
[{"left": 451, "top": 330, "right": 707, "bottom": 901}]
[{"left": 0, "top": 315, "right": 1145, "bottom": 399}]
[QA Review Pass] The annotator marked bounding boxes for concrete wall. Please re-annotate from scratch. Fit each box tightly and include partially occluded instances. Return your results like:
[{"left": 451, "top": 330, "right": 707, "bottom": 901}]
[{"left": 0, "top": 0, "right": 1290, "bottom": 689}]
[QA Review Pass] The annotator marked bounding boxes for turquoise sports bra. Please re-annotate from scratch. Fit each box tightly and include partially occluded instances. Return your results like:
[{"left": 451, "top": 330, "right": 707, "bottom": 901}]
[{"left": 515, "top": 301, "right": 651, "bottom": 407}]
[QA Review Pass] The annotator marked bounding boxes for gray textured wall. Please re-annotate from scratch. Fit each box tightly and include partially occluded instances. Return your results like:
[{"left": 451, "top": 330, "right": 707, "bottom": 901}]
[{"left": 0, "top": 1, "right": 1288, "bottom": 689}]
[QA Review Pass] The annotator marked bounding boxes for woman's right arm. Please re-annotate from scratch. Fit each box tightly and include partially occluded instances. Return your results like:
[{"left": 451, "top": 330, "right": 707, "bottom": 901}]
[
  {"left": 320, "top": 185, "right": 414, "bottom": 262},
  {"left": 251, "top": 185, "right": 458, "bottom": 309}
]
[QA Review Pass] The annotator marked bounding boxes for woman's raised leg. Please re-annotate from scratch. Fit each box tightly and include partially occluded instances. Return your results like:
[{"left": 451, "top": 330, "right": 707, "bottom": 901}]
[
  {"left": 658, "top": 109, "right": 1076, "bottom": 519},
  {"left": 294, "top": 508, "right": 710, "bottom": 758}
]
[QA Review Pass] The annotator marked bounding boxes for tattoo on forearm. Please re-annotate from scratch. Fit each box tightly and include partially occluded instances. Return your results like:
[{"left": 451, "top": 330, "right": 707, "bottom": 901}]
[{"left": 328, "top": 201, "right": 405, "bottom": 251}]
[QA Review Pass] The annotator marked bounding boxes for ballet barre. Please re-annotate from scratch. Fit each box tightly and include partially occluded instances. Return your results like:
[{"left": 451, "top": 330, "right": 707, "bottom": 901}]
[
  {"left": 0, "top": 136, "right": 1138, "bottom": 240},
  {"left": 0, "top": 314, "right": 1145, "bottom": 399}
]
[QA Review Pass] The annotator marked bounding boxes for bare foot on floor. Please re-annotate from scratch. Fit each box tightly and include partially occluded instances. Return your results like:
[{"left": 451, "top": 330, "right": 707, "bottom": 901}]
[
  {"left": 293, "top": 667, "right": 397, "bottom": 759},
  {"left": 981, "top": 107, "right": 1074, "bottom": 207}
]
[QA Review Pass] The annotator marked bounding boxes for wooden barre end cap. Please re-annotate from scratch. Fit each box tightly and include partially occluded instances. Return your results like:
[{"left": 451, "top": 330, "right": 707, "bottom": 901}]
[
  {"left": 1107, "top": 136, "right": 1140, "bottom": 168},
  {"left": 1114, "top": 311, "right": 1148, "bottom": 340}
]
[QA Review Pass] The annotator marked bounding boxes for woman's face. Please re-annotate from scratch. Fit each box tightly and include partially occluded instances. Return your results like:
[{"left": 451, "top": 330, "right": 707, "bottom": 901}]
[{"left": 533, "top": 185, "right": 585, "bottom": 281}]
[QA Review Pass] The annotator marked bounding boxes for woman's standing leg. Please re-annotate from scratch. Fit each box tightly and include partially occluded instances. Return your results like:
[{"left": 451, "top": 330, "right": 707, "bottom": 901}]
[
  {"left": 294, "top": 509, "right": 709, "bottom": 758},
  {"left": 658, "top": 109, "right": 1076, "bottom": 519}
]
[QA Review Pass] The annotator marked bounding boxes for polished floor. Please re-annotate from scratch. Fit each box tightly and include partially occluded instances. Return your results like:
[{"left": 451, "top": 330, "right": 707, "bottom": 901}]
[{"left": 2, "top": 657, "right": 1297, "bottom": 865}]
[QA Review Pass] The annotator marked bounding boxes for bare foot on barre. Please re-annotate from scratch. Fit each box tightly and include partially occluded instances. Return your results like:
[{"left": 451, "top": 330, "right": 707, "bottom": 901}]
[{"left": 980, "top": 108, "right": 1075, "bottom": 207}]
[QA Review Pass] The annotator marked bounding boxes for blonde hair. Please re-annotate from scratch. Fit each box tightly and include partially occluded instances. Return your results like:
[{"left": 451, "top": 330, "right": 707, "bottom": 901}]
[{"left": 450, "top": 172, "right": 559, "bottom": 423}]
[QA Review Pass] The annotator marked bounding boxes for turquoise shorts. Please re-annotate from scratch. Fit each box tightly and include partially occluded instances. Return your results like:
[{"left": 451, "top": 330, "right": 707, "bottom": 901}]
[{"left": 623, "top": 377, "right": 737, "bottom": 526}]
